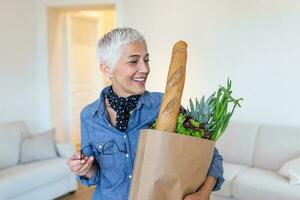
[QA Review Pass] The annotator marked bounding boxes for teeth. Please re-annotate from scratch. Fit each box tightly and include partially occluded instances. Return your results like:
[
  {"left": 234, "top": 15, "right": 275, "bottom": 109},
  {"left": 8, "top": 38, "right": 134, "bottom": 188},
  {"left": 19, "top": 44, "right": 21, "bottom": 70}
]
[{"left": 133, "top": 77, "right": 146, "bottom": 82}]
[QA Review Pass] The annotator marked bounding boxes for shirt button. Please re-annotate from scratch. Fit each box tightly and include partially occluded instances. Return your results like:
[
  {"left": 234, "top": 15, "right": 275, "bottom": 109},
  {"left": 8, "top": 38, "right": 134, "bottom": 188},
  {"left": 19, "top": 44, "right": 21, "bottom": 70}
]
[
  {"left": 124, "top": 135, "right": 127, "bottom": 138},
  {"left": 126, "top": 154, "right": 129, "bottom": 158},
  {"left": 129, "top": 175, "right": 132, "bottom": 179},
  {"left": 99, "top": 145, "right": 102, "bottom": 149}
]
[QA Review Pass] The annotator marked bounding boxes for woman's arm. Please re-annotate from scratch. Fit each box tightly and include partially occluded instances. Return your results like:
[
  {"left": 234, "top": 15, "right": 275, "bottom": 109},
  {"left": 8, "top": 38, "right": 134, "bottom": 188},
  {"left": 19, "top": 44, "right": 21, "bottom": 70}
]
[
  {"left": 76, "top": 112, "right": 101, "bottom": 186},
  {"left": 184, "top": 148, "right": 224, "bottom": 200},
  {"left": 206, "top": 148, "right": 224, "bottom": 191}
]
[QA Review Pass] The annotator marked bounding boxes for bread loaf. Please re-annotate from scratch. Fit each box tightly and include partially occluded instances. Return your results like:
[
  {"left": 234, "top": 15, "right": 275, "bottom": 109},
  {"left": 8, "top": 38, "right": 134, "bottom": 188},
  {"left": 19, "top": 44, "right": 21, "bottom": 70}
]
[{"left": 156, "top": 41, "right": 187, "bottom": 132}]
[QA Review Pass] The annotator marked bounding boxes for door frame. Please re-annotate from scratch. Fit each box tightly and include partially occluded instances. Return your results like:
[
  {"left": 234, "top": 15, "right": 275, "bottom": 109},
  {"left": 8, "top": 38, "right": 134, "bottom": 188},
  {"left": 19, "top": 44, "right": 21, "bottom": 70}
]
[
  {"left": 37, "top": 0, "right": 122, "bottom": 141},
  {"left": 65, "top": 12, "right": 104, "bottom": 144}
]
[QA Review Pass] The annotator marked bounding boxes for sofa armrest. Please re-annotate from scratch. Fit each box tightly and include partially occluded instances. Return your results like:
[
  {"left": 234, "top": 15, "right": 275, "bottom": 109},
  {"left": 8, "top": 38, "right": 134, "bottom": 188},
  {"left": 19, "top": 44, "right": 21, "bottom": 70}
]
[
  {"left": 55, "top": 142, "right": 76, "bottom": 158},
  {"left": 278, "top": 156, "right": 300, "bottom": 185}
]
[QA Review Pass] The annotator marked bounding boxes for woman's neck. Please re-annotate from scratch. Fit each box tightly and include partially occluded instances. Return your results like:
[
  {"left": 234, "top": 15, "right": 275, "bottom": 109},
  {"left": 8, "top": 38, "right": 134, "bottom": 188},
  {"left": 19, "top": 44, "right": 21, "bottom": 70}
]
[{"left": 111, "top": 85, "right": 130, "bottom": 98}]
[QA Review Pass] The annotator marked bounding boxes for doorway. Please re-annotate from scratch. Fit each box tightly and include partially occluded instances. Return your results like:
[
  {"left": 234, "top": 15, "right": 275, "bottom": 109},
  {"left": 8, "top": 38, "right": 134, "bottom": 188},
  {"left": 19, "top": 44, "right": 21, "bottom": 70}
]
[{"left": 48, "top": 5, "right": 116, "bottom": 146}]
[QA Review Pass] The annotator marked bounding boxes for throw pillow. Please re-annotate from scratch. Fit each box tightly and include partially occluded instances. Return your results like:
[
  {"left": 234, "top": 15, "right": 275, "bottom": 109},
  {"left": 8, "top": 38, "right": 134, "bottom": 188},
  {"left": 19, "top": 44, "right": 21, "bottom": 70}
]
[
  {"left": 0, "top": 122, "right": 23, "bottom": 169},
  {"left": 20, "top": 128, "right": 58, "bottom": 163},
  {"left": 278, "top": 156, "right": 300, "bottom": 185}
]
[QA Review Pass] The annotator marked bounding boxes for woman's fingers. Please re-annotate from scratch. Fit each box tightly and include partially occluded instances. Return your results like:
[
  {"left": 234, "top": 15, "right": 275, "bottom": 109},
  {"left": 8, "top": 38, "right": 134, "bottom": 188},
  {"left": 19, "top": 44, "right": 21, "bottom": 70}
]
[
  {"left": 69, "top": 160, "right": 84, "bottom": 172},
  {"left": 74, "top": 156, "right": 90, "bottom": 172},
  {"left": 68, "top": 152, "right": 82, "bottom": 165},
  {"left": 78, "top": 156, "right": 94, "bottom": 174},
  {"left": 68, "top": 159, "right": 81, "bottom": 167},
  {"left": 68, "top": 152, "right": 92, "bottom": 174},
  {"left": 71, "top": 151, "right": 82, "bottom": 160},
  {"left": 80, "top": 156, "right": 89, "bottom": 164}
]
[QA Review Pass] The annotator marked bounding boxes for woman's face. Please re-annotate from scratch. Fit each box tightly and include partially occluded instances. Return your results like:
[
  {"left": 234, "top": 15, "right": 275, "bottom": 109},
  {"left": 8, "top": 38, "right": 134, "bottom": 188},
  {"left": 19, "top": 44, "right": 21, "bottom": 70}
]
[{"left": 110, "top": 41, "right": 150, "bottom": 97}]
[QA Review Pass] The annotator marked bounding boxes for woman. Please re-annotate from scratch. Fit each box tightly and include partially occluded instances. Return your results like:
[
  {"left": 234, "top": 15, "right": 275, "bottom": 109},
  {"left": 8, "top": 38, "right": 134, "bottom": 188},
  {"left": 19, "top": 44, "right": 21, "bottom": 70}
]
[{"left": 67, "top": 27, "right": 224, "bottom": 200}]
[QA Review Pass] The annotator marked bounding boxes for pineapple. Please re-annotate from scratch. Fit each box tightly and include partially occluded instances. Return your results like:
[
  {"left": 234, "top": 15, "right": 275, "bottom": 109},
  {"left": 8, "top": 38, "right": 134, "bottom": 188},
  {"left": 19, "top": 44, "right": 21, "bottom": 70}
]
[{"left": 186, "top": 93, "right": 216, "bottom": 139}]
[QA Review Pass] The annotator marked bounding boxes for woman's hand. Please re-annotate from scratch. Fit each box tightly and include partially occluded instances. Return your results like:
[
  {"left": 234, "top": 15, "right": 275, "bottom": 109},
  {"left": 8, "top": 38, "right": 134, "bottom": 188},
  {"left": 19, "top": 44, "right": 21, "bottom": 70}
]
[
  {"left": 68, "top": 151, "right": 95, "bottom": 178},
  {"left": 183, "top": 191, "right": 210, "bottom": 200},
  {"left": 183, "top": 176, "right": 216, "bottom": 200}
]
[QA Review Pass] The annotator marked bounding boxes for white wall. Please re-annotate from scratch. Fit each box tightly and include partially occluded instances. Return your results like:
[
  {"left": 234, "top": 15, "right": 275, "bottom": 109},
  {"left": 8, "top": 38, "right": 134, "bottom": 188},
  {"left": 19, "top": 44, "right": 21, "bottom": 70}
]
[
  {"left": 0, "top": 0, "right": 118, "bottom": 134},
  {"left": 0, "top": 0, "right": 42, "bottom": 131},
  {"left": 1, "top": 0, "right": 299, "bottom": 135},
  {"left": 120, "top": 0, "right": 300, "bottom": 127}
]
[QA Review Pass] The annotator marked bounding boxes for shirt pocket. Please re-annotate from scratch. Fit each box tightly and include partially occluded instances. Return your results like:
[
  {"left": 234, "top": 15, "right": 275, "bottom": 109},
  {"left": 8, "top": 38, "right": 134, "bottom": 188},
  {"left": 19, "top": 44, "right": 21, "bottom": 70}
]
[
  {"left": 88, "top": 140, "right": 116, "bottom": 170},
  {"left": 100, "top": 153, "right": 116, "bottom": 170},
  {"left": 93, "top": 139, "right": 128, "bottom": 170}
]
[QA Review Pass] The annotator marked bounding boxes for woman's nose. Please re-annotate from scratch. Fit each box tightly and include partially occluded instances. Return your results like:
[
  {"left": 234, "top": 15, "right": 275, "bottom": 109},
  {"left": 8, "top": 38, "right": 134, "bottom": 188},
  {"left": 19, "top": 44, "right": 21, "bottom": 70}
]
[{"left": 139, "top": 61, "right": 150, "bottom": 73}]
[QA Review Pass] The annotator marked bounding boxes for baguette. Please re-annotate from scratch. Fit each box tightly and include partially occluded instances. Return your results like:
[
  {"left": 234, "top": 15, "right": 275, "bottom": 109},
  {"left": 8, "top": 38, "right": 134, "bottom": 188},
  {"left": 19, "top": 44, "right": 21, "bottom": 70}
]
[{"left": 156, "top": 41, "right": 187, "bottom": 132}]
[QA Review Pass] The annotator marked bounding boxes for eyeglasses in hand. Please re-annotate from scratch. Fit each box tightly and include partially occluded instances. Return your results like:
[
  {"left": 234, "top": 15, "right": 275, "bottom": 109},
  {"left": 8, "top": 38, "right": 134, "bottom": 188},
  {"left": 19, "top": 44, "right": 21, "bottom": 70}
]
[{"left": 78, "top": 140, "right": 128, "bottom": 160}]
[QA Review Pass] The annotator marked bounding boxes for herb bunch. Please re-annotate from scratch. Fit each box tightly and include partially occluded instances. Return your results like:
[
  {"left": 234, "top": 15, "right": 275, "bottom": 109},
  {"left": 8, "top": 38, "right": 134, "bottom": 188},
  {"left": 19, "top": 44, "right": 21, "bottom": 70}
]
[{"left": 184, "top": 79, "right": 243, "bottom": 140}]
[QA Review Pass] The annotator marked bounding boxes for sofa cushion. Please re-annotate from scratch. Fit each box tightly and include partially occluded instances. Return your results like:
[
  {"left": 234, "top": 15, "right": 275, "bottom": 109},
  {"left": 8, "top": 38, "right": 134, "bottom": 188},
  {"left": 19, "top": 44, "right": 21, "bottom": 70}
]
[
  {"left": 278, "top": 156, "right": 300, "bottom": 185},
  {"left": 0, "top": 121, "right": 29, "bottom": 169},
  {"left": 214, "top": 162, "right": 250, "bottom": 197},
  {"left": 254, "top": 125, "right": 300, "bottom": 170},
  {"left": 232, "top": 168, "right": 300, "bottom": 200},
  {"left": 20, "top": 128, "right": 58, "bottom": 163},
  {"left": 56, "top": 142, "right": 76, "bottom": 158},
  {"left": 0, "top": 158, "right": 70, "bottom": 200},
  {"left": 216, "top": 121, "right": 258, "bottom": 166}
]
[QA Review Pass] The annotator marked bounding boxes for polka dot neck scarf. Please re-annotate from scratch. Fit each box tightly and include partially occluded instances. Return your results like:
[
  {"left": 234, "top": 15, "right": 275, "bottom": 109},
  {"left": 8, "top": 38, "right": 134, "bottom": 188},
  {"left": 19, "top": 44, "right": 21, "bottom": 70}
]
[{"left": 106, "top": 86, "right": 141, "bottom": 132}]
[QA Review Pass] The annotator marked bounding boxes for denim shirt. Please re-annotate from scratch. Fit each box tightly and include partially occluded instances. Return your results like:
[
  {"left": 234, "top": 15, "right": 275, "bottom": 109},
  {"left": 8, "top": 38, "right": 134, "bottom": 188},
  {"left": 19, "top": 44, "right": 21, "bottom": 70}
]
[{"left": 77, "top": 86, "right": 224, "bottom": 200}]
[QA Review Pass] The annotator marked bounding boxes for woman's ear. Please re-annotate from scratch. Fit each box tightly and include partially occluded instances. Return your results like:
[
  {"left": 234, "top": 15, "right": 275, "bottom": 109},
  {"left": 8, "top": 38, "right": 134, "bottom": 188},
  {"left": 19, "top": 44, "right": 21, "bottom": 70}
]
[{"left": 100, "top": 64, "right": 114, "bottom": 79}]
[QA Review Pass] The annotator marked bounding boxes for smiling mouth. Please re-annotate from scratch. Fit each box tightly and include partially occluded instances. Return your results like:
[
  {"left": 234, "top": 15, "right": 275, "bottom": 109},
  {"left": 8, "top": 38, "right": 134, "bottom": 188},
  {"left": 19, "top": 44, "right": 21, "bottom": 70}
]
[{"left": 133, "top": 77, "right": 147, "bottom": 83}]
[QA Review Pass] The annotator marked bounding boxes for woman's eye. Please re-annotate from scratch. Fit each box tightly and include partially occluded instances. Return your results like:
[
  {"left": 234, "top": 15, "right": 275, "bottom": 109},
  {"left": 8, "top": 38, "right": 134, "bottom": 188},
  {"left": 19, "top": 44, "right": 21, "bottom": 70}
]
[{"left": 128, "top": 60, "right": 138, "bottom": 64}]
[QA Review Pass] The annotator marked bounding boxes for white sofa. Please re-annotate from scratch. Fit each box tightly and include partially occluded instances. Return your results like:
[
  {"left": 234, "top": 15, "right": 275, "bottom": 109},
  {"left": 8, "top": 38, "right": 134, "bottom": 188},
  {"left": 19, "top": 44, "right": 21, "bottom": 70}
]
[
  {"left": 212, "top": 121, "right": 300, "bottom": 200},
  {"left": 0, "top": 121, "right": 77, "bottom": 200}
]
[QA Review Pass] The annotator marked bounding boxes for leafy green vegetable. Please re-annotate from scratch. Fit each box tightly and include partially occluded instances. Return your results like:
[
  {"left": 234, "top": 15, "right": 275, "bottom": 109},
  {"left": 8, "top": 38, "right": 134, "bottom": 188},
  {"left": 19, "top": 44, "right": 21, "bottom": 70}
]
[
  {"left": 150, "top": 78, "right": 243, "bottom": 141},
  {"left": 208, "top": 79, "right": 243, "bottom": 141}
]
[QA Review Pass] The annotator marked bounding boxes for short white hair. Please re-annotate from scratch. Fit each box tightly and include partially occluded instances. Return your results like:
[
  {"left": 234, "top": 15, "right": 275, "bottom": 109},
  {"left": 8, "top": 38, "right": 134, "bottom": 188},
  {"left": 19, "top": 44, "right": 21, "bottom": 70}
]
[{"left": 97, "top": 27, "right": 146, "bottom": 68}]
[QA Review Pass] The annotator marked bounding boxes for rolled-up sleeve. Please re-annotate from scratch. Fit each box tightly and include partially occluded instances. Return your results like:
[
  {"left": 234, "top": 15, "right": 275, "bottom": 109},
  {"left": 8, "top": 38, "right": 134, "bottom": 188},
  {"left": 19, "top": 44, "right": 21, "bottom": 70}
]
[
  {"left": 76, "top": 112, "right": 101, "bottom": 187},
  {"left": 207, "top": 148, "right": 225, "bottom": 191}
]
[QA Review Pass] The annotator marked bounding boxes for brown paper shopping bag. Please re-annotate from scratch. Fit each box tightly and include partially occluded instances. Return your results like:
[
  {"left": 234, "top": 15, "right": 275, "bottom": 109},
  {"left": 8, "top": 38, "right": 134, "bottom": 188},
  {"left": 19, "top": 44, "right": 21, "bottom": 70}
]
[
  {"left": 129, "top": 129, "right": 215, "bottom": 200},
  {"left": 129, "top": 41, "right": 215, "bottom": 200}
]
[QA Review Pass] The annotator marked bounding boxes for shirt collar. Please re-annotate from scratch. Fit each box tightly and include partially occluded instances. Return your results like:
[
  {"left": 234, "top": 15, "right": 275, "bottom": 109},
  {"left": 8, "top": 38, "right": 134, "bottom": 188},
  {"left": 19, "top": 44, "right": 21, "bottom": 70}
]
[{"left": 92, "top": 86, "right": 151, "bottom": 116}]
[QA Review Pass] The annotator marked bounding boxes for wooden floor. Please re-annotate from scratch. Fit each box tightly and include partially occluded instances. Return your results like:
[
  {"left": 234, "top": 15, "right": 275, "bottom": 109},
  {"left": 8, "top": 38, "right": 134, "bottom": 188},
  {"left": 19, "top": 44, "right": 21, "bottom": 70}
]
[{"left": 56, "top": 184, "right": 95, "bottom": 200}]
